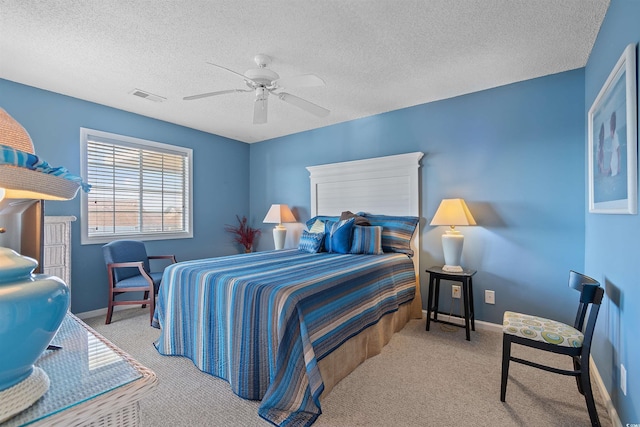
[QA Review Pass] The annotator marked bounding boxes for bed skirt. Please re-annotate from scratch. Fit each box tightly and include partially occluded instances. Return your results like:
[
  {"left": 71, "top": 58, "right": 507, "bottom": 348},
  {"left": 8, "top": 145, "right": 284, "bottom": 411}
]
[{"left": 318, "top": 301, "right": 415, "bottom": 399}]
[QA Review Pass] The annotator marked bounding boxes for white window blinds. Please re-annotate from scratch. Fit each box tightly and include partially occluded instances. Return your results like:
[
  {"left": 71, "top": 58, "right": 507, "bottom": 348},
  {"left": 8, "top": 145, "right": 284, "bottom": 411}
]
[{"left": 80, "top": 128, "right": 193, "bottom": 244}]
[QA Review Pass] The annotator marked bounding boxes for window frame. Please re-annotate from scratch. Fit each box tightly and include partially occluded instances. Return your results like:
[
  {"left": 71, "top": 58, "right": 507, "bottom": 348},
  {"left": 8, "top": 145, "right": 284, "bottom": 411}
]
[{"left": 80, "top": 128, "right": 193, "bottom": 245}]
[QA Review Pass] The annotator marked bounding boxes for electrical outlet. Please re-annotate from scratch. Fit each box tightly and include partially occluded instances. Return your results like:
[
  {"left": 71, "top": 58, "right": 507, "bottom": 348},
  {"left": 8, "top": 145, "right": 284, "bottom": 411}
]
[
  {"left": 485, "top": 290, "right": 495, "bottom": 304},
  {"left": 621, "top": 364, "right": 627, "bottom": 395},
  {"left": 452, "top": 285, "right": 461, "bottom": 299}
]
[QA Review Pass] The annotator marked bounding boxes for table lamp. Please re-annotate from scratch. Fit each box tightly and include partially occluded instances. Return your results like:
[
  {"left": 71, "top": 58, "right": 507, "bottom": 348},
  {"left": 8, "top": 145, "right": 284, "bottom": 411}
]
[
  {"left": 0, "top": 108, "right": 90, "bottom": 422},
  {"left": 430, "top": 198, "right": 476, "bottom": 272},
  {"left": 263, "top": 204, "right": 296, "bottom": 250}
]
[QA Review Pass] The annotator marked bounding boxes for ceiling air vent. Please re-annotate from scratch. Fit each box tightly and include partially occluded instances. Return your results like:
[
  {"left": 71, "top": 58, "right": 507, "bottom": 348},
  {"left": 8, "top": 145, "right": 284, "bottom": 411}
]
[{"left": 129, "top": 89, "right": 166, "bottom": 103}]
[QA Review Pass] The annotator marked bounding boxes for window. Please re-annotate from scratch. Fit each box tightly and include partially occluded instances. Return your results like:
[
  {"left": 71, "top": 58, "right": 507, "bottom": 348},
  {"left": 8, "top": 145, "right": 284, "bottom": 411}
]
[{"left": 80, "top": 128, "right": 193, "bottom": 244}]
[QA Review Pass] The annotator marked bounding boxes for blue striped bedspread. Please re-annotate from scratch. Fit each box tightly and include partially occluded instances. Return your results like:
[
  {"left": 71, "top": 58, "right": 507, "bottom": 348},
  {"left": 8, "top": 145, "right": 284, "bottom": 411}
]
[{"left": 152, "top": 249, "right": 416, "bottom": 426}]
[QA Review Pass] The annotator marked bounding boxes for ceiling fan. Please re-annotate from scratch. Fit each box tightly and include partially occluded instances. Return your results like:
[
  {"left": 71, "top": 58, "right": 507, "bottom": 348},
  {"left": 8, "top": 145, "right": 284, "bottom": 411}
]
[{"left": 184, "top": 54, "right": 330, "bottom": 124}]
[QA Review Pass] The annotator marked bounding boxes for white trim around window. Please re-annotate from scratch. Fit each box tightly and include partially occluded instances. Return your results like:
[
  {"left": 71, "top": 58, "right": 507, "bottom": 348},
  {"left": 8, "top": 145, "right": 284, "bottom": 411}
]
[{"left": 80, "top": 128, "right": 193, "bottom": 245}]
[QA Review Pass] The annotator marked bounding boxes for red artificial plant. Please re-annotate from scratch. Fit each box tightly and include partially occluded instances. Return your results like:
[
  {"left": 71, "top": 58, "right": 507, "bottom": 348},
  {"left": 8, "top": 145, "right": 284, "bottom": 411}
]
[{"left": 225, "top": 215, "right": 261, "bottom": 253}]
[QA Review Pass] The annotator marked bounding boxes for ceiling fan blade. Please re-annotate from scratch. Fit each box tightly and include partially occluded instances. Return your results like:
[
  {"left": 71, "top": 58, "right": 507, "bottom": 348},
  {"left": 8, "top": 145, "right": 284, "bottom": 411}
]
[
  {"left": 206, "top": 62, "right": 260, "bottom": 86},
  {"left": 183, "top": 89, "right": 250, "bottom": 101},
  {"left": 253, "top": 97, "right": 268, "bottom": 124},
  {"left": 276, "top": 92, "right": 330, "bottom": 118},
  {"left": 273, "top": 74, "right": 325, "bottom": 89}
]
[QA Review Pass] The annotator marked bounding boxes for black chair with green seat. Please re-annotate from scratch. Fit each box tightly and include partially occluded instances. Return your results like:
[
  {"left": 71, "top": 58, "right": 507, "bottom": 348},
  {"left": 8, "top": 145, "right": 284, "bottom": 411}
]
[
  {"left": 500, "top": 270, "right": 604, "bottom": 427},
  {"left": 103, "top": 240, "right": 177, "bottom": 325}
]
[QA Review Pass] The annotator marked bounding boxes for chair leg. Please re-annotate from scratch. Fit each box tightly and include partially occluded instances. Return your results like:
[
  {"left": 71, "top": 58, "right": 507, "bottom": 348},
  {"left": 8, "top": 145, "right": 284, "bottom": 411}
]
[
  {"left": 581, "top": 361, "right": 601, "bottom": 427},
  {"left": 142, "top": 290, "right": 149, "bottom": 309},
  {"left": 500, "top": 334, "right": 511, "bottom": 402},
  {"left": 106, "top": 299, "right": 114, "bottom": 325},
  {"left": 573, "top": 355, "right": 584, "bottom": 395},
  {"left": 105, "top": 287, "right": 114, "bottom": 324},
  {"left": 149, "top": 288, "right": 155, "bottom": 326}
]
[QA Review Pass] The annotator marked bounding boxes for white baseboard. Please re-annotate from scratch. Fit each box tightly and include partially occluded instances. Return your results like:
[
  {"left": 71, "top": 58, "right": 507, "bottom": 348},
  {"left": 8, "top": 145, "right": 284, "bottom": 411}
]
[
  {"left": 590, "top": 356, "right": 622, "bottom": 427},
  {"left": 75, "top": 304, "right": 142, "bottom": 321},
  {"left": 421, "top": 309, "right": 503, "bottom": 333}
]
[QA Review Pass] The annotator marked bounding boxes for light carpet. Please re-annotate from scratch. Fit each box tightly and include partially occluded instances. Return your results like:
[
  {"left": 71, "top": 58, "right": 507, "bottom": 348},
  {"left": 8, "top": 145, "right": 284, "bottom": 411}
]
[{"left": 84, "top": 309, "right": 612, "bottom": 426}]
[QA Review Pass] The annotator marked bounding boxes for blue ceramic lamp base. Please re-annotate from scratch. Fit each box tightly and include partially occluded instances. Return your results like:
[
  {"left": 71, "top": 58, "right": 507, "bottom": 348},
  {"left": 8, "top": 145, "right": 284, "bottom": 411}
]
[{"left": 0, "top": 247, "right": 70, "bottom": 422}]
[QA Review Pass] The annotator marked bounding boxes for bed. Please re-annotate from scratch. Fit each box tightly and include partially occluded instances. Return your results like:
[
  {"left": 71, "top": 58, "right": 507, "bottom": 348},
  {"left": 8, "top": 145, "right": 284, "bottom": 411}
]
[{"left": 152, "top": 152, "right": 424, "bottom": 426}]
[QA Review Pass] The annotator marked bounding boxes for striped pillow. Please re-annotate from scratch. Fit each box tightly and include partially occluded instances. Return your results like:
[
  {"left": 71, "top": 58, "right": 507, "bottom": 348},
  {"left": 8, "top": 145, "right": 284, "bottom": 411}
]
[
  {"left": 361, "top": 214, "right": 419, "bottom": 256},
  {"left": 298, "top": 230, "right": 325, "bottom": 253},
  {"left": 350, "top": 226, "right": 383, "bottom": 255}
]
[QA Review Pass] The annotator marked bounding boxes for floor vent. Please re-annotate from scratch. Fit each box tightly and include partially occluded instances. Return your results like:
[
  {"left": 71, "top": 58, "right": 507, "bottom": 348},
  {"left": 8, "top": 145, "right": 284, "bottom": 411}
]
[{"left": 130, "top": 89, "right": 166, "bottom": 103}]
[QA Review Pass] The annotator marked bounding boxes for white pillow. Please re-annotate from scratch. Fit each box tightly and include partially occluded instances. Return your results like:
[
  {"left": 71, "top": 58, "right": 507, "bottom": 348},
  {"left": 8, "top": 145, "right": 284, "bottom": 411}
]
[{"left": 308, "top": 219, "right": 325, "bottom": 233}]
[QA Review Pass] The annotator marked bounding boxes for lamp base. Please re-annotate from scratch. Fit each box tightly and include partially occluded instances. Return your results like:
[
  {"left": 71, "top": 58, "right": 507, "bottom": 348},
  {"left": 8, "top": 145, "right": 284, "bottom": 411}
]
[
  {"left": 441, "top": 230, "right": 465, "bottom": 273},
  {"left": 272, "top": 225, "right": 287, "bottom": 250},
  {"left": 442, "top": 264, "right": 464, "bottom": 273},
  {"left": 0, "top": 367, "right": 49, "bottom": 423},
  {"left": 0, "top": 247, "right": 69, "bottom": 422}
]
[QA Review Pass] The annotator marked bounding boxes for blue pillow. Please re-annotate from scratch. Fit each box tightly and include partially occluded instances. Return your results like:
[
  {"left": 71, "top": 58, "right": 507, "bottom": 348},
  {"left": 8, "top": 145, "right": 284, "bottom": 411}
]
[
  {"left": 298, "top": 230, "right": 325, "bottom": 253},
  {"left": 324, "top": 217, "right": 355, "bottom": 254},
  {"left": 350, "top": 225, "right": 383, "bottom": 255},
  {"left": 361, "top": 214, "right": 419, "bottom": 256}
]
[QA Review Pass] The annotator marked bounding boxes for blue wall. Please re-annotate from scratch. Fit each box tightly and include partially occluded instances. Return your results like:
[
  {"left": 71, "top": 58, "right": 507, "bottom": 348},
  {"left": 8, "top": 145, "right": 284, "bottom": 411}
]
[
  {"left": 250, "top": 69, "right": 586, "bottom": 326},
  {"left": 5, "top": 26, "right": 632, "bottom": 419},
  {"left": 585, "top": 0, "right": 640, "bottom": 423},
  {"left": 0, "top": 79, "right": 251, "bottom": 313}
]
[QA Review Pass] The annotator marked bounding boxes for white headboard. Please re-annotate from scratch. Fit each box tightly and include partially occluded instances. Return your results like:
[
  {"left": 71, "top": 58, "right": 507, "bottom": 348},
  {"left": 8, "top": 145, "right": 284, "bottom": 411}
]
[
  {"left": 307, "top": 153, "right": 422, "bottom": 216},
  {"left": 306, "top": 152, "right": 424, "bottom": 316}
]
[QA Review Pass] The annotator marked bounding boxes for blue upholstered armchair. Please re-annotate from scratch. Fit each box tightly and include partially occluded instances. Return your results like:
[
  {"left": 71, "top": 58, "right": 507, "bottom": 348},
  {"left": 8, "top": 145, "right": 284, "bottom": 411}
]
[{"left": 102, "top": 240, "right": 177, "bottom": 325}]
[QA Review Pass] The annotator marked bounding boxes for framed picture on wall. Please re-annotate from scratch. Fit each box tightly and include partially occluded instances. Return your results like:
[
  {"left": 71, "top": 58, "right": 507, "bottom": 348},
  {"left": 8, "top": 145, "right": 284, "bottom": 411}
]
[{"left": 588, "top": 43, "right": 637, "bottom": 214}]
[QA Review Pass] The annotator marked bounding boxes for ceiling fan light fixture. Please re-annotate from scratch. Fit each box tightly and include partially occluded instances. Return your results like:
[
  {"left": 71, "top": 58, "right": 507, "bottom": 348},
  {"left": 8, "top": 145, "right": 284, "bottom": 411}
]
[
  {"left": 255, "top": 87, "right": 268, "bottom": 101},
  {"left": 253, "top": 97, "right": 268, "bottom": 125}
]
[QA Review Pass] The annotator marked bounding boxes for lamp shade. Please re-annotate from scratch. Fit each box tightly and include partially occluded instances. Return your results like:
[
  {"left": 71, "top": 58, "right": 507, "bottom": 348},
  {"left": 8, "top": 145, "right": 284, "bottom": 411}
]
[
  {"left": 430, "top": 198, "right": 476, "bottom": 227},
  {"left": 430, "top": 198, "right": 476, "bottom": 273},
  {"left": 0, "top": 108, "right": 89, "bottom": 200},
  {"left": 263, "top": 204, "right": 296, "bottom": 225}
]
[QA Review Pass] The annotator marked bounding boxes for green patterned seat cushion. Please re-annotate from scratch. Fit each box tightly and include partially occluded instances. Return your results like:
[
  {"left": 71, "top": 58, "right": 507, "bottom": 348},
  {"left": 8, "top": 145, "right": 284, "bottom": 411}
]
[{"left": 503, "top": 311, "right": 584, "bottom": 348}]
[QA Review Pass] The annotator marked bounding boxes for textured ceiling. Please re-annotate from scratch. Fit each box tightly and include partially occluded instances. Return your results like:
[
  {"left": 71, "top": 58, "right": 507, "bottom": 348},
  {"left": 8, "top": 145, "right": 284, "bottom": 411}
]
[{"left": 0, "top": 1, "right": 609, "bottom": 143}]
